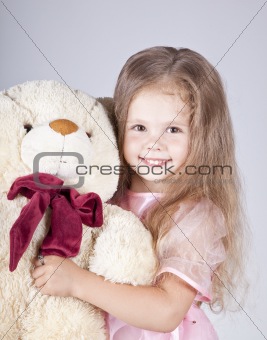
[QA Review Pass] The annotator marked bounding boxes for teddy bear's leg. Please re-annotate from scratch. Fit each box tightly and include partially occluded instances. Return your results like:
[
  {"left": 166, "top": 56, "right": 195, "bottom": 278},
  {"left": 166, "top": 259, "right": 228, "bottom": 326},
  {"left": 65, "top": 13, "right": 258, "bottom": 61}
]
[
  {"left": 0, "top": 195, "right": 31, "bottom": 339},
  {"left": 20, "top": 226, "right": 107, "bottom": 340},
  {"left": 20, "top": 294, "right": 106, "bottom": 340},
  {"left": 0, "top": 259, "right": 31, "bottom": 340}
]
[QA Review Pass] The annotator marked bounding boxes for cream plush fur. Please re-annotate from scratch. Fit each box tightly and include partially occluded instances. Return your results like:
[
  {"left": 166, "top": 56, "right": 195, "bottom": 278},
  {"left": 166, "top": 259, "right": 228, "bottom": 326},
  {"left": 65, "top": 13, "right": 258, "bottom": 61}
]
[{"left": 0, "top": 81, "right": 157, "bottom": 340}]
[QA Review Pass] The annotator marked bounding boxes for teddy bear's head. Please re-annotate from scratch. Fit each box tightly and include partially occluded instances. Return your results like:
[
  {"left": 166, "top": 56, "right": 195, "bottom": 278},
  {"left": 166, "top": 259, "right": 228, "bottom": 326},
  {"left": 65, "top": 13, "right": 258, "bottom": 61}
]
[
  {"left": 0, "top": 80, "right": 122, "bottom": 271},
  {"left": 21, "top": 118, "right": 94, "bottom": 184},
  {"left": 0, "top": 80, "right": 119, "bottom": 201}
]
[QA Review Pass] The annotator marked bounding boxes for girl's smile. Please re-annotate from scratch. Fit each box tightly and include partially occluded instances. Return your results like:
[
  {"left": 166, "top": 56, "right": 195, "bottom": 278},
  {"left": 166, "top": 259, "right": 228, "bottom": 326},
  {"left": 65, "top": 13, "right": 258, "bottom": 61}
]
[
  {"left": 139, "top": 157, "right": 170, "bottom": 166},
  {"left": 124, "top": 87, "right": 190, "bottom": 192}
]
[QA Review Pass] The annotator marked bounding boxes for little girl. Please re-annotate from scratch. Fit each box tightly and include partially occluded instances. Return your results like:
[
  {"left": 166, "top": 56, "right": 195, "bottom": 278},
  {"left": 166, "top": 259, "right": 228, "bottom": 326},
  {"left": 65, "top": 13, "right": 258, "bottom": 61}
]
[{"left": 32, "top": 46, "right": 248, "bottom": 339}]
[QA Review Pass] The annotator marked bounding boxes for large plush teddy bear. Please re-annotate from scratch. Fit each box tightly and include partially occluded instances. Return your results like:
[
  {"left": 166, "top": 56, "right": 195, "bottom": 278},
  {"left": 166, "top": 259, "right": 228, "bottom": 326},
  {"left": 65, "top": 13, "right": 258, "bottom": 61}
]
[{"left": 0, "top": 80, "right": 157, "bottom": 339}]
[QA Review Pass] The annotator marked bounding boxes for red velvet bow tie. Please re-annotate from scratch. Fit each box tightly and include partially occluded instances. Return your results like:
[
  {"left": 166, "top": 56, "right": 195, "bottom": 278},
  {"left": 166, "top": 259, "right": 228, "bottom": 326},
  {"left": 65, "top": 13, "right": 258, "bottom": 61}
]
[{"left": 7, "top": 173, "right": 103, "bottom": 272}]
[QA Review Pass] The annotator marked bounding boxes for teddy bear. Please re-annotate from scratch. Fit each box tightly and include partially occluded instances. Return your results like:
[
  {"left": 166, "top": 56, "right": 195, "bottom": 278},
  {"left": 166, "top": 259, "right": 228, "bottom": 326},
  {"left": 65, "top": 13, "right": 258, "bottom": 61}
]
[{"left": 0, "top": 80, "right": 157, "bottom": 339}]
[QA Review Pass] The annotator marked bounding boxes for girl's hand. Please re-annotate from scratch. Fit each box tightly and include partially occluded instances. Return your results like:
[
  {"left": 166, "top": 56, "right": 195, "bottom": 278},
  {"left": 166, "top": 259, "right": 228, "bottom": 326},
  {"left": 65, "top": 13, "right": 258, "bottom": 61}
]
[{"left": 32, "top": 255, "right": 82, "bottom": 297}]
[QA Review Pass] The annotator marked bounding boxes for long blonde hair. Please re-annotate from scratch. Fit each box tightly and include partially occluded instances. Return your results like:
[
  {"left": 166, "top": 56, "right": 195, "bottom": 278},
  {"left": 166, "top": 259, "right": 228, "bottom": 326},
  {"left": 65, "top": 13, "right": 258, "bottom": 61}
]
[{"left": 113, "top": 46, "right": 249, "bottom": 311}]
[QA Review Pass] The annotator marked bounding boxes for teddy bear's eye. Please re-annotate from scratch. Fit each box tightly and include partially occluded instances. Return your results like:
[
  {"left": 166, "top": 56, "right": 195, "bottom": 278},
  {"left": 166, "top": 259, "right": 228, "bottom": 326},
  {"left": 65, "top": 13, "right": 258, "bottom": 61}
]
[
  {"left": 24, "top": 124, "right": 33, "bottom": 134},
  {"left": 86, "top": 132, "right": 91, "bottom": 138}
]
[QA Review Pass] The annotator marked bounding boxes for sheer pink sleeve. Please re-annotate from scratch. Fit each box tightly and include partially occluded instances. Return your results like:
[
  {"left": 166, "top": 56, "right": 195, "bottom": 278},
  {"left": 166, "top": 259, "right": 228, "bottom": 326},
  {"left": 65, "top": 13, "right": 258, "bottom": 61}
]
[{"left": 156, "top": 198, "right": 226, "bottom": 302}]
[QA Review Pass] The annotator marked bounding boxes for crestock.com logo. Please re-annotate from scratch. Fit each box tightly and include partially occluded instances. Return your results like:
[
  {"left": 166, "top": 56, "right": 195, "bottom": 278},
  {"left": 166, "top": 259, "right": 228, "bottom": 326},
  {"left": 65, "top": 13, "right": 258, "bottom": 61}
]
[
  {"left": 33, "top": 151, "right": 233, "bottom": 189},
  {"left": 33, "top": 152, "right": 85, "bottom": 189}
]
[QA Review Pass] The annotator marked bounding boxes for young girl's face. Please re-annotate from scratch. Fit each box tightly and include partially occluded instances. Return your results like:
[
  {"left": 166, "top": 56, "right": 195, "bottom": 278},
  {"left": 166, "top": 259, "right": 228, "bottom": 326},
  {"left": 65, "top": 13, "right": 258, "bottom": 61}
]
[{"left": 124, "top": 87, "right": 190, "bottom": 192}]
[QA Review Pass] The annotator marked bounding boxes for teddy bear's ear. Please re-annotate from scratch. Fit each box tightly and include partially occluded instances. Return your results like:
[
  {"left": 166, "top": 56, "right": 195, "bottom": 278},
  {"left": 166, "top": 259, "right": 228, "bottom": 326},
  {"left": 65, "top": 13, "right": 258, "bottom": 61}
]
[
  {"left": 97, "top": 97, "right": 117, "bottom": 138},
  {"left": 97, "top": 97, "right": 114, "bottom": 116}
]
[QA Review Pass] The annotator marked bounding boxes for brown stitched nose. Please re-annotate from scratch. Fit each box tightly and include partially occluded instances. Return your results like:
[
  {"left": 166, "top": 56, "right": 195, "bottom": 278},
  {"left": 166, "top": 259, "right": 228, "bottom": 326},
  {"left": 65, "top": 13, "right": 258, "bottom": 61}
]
[{"left": 49, "top": 119, "right": 78, "bottom": 136}]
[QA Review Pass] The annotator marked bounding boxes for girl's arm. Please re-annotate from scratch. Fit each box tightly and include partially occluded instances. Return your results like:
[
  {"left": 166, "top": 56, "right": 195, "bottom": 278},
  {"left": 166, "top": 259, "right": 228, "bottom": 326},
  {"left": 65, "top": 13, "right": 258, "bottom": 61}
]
[{"left": 32, "top": 255, "right": 197, "bottom": 332}]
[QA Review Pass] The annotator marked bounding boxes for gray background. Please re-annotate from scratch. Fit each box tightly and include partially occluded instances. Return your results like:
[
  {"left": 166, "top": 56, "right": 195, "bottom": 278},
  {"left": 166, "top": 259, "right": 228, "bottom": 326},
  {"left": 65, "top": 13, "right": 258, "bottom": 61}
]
[{"left": 1, "top": 1, "right": 266, "bottom": 339}]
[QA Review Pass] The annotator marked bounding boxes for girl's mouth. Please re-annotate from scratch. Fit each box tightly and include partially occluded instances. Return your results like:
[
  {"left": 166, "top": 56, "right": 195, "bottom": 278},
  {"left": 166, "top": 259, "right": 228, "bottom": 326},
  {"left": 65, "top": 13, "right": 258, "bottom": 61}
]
[{"left": 139, "top": 157, "right": 170, "bottom": 166}]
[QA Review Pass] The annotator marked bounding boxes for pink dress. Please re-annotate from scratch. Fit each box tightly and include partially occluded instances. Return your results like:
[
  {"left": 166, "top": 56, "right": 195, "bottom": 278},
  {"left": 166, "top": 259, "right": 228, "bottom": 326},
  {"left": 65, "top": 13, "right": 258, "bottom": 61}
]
[{"left": 106, "top": 190, "right": 226, "bottom": 339}]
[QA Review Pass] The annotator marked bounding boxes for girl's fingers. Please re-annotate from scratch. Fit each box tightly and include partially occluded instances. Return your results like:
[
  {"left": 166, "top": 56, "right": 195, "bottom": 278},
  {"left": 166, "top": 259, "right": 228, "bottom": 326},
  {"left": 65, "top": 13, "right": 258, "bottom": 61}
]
[
  {"left": 33, "top": 269, "right": 50, "bottom": 291},
  {"left": 32, "top": 264, "right": 45, "bottom": 279},
  {"left": 33, "top": 258, "right": 41, "bottom": 267},
  {"left": 34, "top": 277, "right": 45, "bottom": 289},
  {"left": 33, "top": 255, "right": 64, "bottom": 268}
]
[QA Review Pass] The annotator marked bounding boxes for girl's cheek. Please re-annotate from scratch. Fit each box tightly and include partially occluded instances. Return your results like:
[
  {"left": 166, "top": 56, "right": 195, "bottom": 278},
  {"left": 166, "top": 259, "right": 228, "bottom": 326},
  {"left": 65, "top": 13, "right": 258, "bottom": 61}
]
[
  {"left": 166, "top": 137, "right": 187, "bottom": 149},
  {"left": 125, "top": 134, "right": 141, "bottom": 143}
]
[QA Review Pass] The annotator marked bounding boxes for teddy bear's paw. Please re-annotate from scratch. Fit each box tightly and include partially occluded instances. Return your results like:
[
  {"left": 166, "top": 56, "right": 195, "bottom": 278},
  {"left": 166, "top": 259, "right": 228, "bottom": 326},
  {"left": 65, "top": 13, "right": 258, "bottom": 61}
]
[
  {"left": 20, "top": 296, "right": 106, "bottom": 340},
  {"left": 0, "top": 261, "right": 32, "bottom": 339},
  {"left": 0, "top": 301, "right": 26, "bottom": 339},
  {"left": 0, "top": 325, "right": 21, "bottom": 340},
  {"left": 89, "top": 205, "right": 157, "bottom": 286}
]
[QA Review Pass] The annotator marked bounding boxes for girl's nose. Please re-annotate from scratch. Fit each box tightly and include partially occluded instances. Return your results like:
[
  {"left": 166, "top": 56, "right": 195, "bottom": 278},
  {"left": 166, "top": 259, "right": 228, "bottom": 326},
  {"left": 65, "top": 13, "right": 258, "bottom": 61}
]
[
  {"left": 147, "top": 143, "right": 161, "bottom": 151},
  {"left": 145, "top": 129, "right": 165, "bottom": 152},
  {"left": 146, "top": 136, "right": 163, "bottom": 151}
]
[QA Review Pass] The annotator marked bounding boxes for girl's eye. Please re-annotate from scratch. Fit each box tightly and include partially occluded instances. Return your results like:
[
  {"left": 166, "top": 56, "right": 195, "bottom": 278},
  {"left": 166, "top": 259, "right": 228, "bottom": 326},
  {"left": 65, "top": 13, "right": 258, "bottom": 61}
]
[
  {"left": 133, "top": 125, "right": 146, "bottom": 132},
  {"left": 166, "top": 126, "right": 182, "bottom": 133}
]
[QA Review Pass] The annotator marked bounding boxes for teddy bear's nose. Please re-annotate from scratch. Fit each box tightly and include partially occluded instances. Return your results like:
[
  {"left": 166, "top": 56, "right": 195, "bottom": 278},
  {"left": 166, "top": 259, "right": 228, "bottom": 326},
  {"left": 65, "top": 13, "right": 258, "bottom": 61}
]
[{"left": 49, "top": 119, "right": 79, "bottom": 136}]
